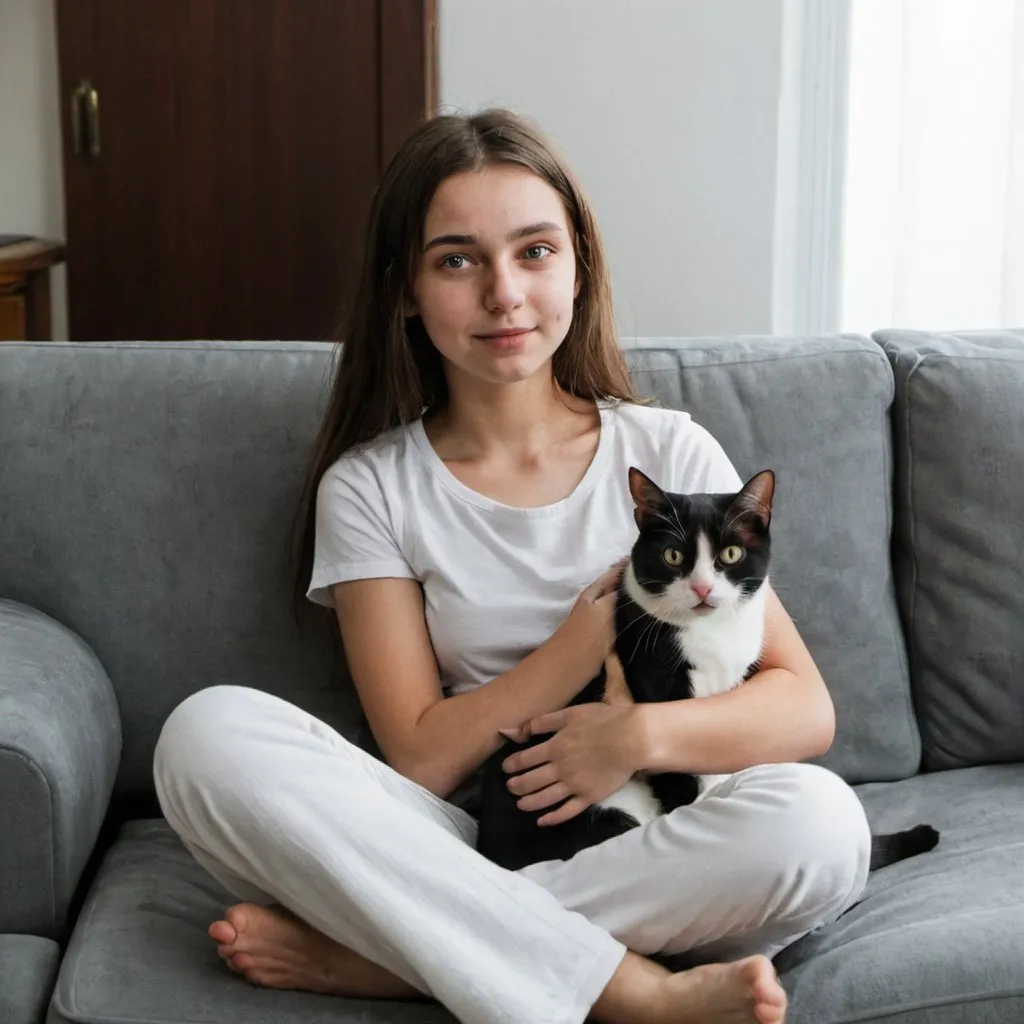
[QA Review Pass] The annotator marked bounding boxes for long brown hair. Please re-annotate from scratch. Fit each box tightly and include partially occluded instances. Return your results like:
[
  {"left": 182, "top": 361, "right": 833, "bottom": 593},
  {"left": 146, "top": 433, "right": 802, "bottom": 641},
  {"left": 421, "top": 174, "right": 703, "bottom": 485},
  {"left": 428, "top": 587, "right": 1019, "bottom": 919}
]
[{"left": 292, "top": 108, "right": 638, "bottom": 609}]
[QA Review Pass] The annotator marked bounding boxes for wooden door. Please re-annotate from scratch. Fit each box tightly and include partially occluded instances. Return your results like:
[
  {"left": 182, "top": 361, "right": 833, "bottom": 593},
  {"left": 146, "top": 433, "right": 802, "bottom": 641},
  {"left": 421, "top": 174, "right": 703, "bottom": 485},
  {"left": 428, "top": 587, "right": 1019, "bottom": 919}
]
[{"left": 56, "top": 1, "right": 436, "bottom": 341}]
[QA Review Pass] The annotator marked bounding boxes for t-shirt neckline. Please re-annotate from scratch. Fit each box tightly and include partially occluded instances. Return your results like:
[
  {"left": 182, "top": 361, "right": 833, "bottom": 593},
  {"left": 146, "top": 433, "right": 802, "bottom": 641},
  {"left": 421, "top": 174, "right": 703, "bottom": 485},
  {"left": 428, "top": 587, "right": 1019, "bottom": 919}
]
[{"left": 410, "top": 402, "right": 615, "bottom": 516}]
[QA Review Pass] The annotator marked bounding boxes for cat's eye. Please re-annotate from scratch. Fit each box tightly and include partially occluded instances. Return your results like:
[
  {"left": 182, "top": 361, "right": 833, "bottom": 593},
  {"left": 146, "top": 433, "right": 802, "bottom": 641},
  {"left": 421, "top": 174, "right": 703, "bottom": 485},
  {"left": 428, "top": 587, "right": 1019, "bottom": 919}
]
[
  {"left": 719, "top": 545, "right": 745, "bottom": 565},
  {"left": 663, "top": 547, "right": 684, "bottom": 567}
]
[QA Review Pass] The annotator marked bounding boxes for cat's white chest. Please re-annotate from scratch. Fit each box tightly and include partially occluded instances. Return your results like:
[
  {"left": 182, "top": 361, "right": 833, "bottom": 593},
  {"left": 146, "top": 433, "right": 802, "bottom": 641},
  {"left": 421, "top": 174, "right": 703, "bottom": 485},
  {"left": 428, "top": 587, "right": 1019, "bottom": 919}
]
[
  {"left": 675, "top": 587, "right": 766, "bottom": 699},
  {"left": 597, "top": 777, "right": 661, "bottom": 827},
  {"left": 675, "top": 586, "right": 767, "bottom": 795}
]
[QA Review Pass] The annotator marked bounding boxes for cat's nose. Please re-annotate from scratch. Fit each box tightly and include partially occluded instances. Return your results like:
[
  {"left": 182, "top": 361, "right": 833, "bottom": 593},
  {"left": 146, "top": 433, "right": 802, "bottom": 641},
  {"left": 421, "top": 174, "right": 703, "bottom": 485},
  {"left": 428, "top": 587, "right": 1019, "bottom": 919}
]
[{"left": 691, "top": 581, "right": 713, "bottom": 602}]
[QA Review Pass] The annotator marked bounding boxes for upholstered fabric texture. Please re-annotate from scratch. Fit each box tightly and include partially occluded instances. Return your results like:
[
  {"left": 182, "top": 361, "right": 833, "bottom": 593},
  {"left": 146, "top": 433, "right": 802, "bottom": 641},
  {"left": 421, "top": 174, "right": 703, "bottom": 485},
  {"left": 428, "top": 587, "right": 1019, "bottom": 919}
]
[
  {"left": 0, "top": 601, "right": 120, "bottom": 939},
  {"left": 0, "top": 934, "right": 61, "bottom": 1024},
  {"left": 777, "top": 764, "right": 1024, "bottom": 1023},
  {"left": 624, "top": 336, "right": 919, "bottom": 782},
  {"left": 0, "top": 343, "right": 350, "bottom": 796},
  {"left": 876, "top": 329, "right": 1024, "bottom": 770}
]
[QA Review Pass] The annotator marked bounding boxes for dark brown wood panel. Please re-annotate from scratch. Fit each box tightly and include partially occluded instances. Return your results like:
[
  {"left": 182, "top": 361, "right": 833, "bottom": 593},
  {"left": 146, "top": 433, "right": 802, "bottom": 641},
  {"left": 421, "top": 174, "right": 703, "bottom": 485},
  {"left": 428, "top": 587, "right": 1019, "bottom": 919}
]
[
  {"left": 380, "top": 0, "right": 438, "bottom": 166},
  {"left": 56, "top": 1, "right": 434, "bottom": 342}
]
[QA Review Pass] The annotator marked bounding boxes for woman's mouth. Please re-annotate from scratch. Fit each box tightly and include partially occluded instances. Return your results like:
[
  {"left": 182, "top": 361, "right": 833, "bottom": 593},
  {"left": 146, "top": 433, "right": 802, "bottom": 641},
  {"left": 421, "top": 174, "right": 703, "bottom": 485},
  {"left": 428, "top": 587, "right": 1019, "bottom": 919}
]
[{"left": 474, "top": 328, "right": 534, "bottom": 351}]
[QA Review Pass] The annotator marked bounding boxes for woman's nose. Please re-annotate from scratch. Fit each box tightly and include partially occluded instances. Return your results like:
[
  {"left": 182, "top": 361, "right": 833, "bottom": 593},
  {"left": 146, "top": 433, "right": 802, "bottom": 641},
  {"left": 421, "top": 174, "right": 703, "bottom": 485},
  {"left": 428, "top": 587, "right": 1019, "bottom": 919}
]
[{"left": 485, "top": 260, "right": 525, "bottom": 313}]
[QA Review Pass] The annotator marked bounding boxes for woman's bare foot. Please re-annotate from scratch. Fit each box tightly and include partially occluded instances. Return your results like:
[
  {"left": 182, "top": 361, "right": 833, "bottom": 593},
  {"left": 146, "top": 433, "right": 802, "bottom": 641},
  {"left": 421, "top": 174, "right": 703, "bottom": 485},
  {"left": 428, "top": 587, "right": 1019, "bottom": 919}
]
[
  {"left": 207, "top": 902, "right": 422, "bottom": 999},
  {"left": 593, "top": 950, "right": 786, "bottom": 1024},
  {"left": 661, "top": 956, "right": 786, "bottom": 1024}
]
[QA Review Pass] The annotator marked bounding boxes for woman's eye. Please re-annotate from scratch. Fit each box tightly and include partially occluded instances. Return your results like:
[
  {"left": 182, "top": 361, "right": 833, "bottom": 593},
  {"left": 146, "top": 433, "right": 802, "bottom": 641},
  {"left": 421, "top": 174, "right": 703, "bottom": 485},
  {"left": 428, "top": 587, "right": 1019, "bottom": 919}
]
[
  {"left": 439, "top": 253, "right": 469, "bottom": 270},
  {"left": 663, "top": 547, "right": 683, "bottom": 567},
  {"left": 523, "top": 244, "right": 553, "bottom": 261},
  {"left": 719, "top": 545, "right": 745, "bottom": 565}
]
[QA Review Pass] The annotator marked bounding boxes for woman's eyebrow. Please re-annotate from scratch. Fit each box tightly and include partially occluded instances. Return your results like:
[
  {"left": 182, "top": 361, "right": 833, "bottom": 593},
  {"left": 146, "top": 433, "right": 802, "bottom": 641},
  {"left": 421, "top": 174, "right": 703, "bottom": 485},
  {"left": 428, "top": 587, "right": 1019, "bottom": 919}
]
[{"left": 423, "top": 221, "right": 564, "bottom": 252}]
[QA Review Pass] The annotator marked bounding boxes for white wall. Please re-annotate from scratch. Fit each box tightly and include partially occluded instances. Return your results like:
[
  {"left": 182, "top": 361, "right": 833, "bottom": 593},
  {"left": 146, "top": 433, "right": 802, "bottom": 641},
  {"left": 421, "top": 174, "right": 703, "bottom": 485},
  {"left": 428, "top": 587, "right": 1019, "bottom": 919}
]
[
  {"left": 440, "top": 0, "right": 787, "bottom": 337},
  {"left": 0, "top": 0, "right": 67, "bottom": 339}
]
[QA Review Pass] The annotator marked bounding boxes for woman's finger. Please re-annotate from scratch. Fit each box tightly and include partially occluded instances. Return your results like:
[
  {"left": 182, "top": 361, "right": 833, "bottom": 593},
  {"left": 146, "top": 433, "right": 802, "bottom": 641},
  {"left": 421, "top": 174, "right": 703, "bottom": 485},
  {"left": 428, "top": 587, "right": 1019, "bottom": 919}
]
[
  {"left": 502, "top": 727, "right": 560, "bottom": 772},
  {"left": 603, "top": 650, "right": 634, "bottom": 705},
  {"left": 538, "top": 796, "right": 590, "bottom": 827},
  {"left": 516, "top": 781, "right": 573, "bottom": 813},
  {"left": 586, "top": 561, "right": 627, "bottom": 602},
  {"left": 507, "top": 763, "right": 557, "bottom": 796}
]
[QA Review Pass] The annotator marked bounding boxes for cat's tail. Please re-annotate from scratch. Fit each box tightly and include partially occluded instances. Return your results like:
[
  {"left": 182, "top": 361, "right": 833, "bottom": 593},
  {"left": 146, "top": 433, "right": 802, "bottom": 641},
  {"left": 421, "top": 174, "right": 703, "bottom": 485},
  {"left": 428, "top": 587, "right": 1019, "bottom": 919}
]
[{"left": 869, "top": 824, "right": 940, "bottom": 870}]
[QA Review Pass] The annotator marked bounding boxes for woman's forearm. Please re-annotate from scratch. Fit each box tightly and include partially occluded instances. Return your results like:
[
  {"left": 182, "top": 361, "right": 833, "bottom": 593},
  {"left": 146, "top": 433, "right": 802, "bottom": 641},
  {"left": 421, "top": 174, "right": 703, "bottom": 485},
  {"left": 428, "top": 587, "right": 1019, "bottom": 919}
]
[
  {"left": 406, "top": 628, "right": 600, "bottom": 799},
  {"left": 634, "top": 668, "right": 836, "bottom": 776}
]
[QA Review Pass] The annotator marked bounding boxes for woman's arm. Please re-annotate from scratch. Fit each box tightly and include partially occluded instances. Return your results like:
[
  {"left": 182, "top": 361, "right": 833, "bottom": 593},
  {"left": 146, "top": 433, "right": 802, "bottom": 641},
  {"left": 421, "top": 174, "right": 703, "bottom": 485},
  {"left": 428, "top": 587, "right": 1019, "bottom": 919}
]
[
  {"left": 634, "top": 587, "right": 836, "bottom": 775},
  {"left": 331, "top": 569, "right": 618, "bottom": 799}
]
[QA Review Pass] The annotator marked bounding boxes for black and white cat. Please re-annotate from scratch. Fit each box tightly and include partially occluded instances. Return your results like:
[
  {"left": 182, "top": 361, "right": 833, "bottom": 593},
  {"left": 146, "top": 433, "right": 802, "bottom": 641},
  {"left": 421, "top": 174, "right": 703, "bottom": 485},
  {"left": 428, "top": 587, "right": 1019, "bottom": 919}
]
[{"left": 475, "top": 467, "right": 939, "bottom": 873}]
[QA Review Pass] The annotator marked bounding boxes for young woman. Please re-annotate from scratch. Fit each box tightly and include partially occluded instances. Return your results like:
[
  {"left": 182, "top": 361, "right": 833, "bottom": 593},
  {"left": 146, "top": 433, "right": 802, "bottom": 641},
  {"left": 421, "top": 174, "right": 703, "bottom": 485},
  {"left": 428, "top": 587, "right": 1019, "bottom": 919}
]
[{"left": 154, "top": 109, "right": 871, "bottom": 1024}]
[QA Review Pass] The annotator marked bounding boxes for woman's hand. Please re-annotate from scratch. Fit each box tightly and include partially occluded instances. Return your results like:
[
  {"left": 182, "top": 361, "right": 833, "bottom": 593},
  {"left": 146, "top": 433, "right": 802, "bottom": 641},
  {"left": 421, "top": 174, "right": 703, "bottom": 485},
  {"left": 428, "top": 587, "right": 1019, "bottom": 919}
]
[
  {"left": 499, "top": 652, "right": 642, "bottom": 826},
  {"left": 556, "top": 559, "right": 629, "bottom": 679}
]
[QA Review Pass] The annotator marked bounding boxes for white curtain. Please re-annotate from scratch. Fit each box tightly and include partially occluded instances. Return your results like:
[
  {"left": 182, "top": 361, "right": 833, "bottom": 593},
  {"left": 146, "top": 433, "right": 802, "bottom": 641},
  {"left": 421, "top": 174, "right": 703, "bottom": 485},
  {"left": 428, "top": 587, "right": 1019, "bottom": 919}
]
[{"left": 839, "top": 0, "right": 1024, "bottom": 333}]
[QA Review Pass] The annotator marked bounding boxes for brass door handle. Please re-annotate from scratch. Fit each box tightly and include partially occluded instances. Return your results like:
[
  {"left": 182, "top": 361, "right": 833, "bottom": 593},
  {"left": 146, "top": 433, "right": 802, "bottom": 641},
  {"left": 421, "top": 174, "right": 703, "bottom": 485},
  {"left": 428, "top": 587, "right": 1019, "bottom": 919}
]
[{"left": 71, "top": 79, "right": 101, "bottom": 158}]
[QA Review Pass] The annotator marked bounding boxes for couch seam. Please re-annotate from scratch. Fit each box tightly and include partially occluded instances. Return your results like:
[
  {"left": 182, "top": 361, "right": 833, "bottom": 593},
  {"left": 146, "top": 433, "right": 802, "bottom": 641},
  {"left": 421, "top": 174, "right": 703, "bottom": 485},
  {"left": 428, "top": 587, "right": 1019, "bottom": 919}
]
[
  {"left": 633, "top": 343, "right": 884, "bottom": 373},
  {"left": 0, "top": 747, "right": 58, "bottom": 931},
  {"left": 50, "top": 851, "right": 107, "bottom": 1023},
  {"left": 899, "top": 353, "right": 926, "bottom": 771},
  {"left": 0, "top": 341, "right": 334, "bottom": 352},
  {"left": 876, "top": 347, "right": 920, "bottom": 777},
  {"left": 828, "top": 986, "right": 1024, "bottom": 1023}
]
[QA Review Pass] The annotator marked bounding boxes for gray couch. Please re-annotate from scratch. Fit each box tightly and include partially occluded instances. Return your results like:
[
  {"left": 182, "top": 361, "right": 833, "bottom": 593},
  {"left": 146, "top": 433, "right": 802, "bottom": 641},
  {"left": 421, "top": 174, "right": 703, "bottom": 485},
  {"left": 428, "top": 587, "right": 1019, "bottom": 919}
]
[{"left": 1, "top": 330, "right": 1022, "bottom": 1024}]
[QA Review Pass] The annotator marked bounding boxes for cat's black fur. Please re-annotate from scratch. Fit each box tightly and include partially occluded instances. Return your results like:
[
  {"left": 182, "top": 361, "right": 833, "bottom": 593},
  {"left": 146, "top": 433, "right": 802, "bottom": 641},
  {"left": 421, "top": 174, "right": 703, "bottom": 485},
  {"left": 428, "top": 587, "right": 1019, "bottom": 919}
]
[{"left": 475, "top": 468, "right": 939, "bottom": 874}]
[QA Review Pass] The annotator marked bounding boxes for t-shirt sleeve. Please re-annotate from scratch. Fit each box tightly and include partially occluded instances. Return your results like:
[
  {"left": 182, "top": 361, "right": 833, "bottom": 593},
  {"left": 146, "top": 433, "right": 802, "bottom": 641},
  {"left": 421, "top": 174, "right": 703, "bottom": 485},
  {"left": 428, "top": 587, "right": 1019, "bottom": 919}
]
[
  {"left": 649, "top": 409, "right": 744, "bottom": 495},
  {"left": 306, "top": 453, "right": 417, "bottom": 608},
  {"left": 686, "top": 420, "right": 745, "bottom": 493}
]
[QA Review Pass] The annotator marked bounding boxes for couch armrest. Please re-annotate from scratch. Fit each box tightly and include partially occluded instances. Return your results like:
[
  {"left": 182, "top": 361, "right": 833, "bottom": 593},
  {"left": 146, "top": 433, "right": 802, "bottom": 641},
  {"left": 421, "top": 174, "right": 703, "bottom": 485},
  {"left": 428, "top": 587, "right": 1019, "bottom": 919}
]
[
  {"left": 0, "top": 600, "right": 121, "bottom": 939},
  {"left": 0, "top": 934, "right": 61, "bottom": 1024}
]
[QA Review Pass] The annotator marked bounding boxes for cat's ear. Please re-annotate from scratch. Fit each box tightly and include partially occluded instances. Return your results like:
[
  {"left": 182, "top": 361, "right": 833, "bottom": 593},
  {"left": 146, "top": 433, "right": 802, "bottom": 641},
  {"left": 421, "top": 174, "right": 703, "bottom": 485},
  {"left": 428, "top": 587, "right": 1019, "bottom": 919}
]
[
  {"left": 727, "top": 470, "right": 776, "bottom": 533},
  {"left": 628, "top": 467, "right": 671, "bottom": 528}
]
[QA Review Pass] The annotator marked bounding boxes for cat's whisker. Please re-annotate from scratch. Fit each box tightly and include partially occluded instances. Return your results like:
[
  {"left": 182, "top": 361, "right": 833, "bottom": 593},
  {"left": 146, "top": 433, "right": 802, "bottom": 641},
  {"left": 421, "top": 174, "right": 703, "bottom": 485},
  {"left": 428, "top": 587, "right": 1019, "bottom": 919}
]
[
  {"left": 720, "top": 510, "right": 743, "bottom": 536},
  {"left": 644, "top": 617, "right": 669, "bottom": 657},
  {"left": 627, "top": 612, "right": 664, "bottom": 662},
  {"left": 666, "top": 501, "right": 689, "bottom": 543},
  {"left": 645, "top": 508, "right": 688, "bottom": 546}
]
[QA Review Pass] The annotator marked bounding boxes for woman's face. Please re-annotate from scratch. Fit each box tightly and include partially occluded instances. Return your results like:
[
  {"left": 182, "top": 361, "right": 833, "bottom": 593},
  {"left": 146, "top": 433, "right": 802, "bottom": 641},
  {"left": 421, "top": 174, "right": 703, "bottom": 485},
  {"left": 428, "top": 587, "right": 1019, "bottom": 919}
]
[{"left": 409, "top": 164, "right": 579, "bottom": 392}]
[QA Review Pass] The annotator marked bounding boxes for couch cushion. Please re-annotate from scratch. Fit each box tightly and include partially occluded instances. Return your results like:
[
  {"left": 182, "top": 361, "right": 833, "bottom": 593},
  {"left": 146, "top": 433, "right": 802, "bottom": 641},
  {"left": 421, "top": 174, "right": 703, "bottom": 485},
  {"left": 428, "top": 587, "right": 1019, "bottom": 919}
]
[
  {"left": 48, "top": 820, "right": 457, "bottom": 1024},
  {"left": 625, "top": 336, "right": 919, "bottom": 783},
  {"left": 0, "top": 342, "right": 352, "bottom": 798},
  {"left": 0, "top": 934, "right": 60, "bottom": 1024},
  {"left": 775, "top": 764, "right": 1024, "bottom": 1023},
  {"left": 875, "top": 329, "right": 1024, "bottom": 770}
]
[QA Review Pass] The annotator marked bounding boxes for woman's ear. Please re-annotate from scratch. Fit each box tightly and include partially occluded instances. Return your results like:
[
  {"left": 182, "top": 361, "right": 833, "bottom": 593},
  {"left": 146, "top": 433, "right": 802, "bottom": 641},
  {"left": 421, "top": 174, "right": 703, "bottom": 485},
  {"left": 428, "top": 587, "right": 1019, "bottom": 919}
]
[{"left": 403, "top": 293, "right": 418, "bottom": 318}]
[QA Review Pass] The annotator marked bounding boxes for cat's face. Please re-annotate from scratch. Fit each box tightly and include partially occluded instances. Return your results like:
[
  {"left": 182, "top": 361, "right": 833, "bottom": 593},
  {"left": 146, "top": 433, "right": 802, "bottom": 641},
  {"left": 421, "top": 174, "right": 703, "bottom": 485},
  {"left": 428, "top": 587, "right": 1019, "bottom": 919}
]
[{"left": 624, "top": 468, "right": 774, "bottom": 626}]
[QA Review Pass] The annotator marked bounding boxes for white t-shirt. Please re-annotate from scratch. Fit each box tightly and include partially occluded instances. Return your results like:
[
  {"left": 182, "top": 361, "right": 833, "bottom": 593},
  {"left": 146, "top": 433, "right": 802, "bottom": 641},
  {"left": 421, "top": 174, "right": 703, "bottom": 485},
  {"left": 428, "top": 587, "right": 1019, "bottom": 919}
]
[{"left": 307, "top": 402, "right": 742, "bottom": 696}]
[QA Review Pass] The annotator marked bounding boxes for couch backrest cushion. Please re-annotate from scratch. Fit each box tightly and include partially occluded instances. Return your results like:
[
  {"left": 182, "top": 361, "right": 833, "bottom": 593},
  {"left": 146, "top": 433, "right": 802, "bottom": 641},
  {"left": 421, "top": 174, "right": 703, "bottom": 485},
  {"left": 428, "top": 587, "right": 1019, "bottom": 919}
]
[
  {"left": 0, "top": 342, "right": 351, "bottom": 796},
  {"left": 625, "top": 335, "right": 920, "bottom": 782},
  {"left": 876, "top": 329, "right": 1024, "bottom": 770}
]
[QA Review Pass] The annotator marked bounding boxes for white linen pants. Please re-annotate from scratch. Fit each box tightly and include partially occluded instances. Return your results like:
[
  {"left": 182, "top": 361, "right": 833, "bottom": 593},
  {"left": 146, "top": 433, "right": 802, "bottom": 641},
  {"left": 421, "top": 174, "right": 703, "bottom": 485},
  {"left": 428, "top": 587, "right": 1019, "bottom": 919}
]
[{"left": 153, "top": 685, "right": 871, "bottom": 1024}]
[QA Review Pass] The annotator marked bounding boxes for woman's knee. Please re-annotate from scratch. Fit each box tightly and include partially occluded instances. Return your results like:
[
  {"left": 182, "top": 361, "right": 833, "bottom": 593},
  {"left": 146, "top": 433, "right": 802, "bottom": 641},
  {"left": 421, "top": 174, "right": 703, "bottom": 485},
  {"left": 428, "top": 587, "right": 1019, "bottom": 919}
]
[
  {"left": 155, "top": 685, "right": 266, "bottom": 776},
  {"left": 743, "top": 762, "right": 871, "bottom": 913},
  {"left": 153, "top": 685, "right": 286, "bottom": 829}
]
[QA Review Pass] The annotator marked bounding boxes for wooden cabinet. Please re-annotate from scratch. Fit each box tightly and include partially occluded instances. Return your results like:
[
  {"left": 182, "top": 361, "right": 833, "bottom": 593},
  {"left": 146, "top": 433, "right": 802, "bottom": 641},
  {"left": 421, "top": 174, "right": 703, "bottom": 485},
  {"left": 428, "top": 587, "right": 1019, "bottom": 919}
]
[{"left": 0, "top": 239, "right": 66, "bottom": 341}]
